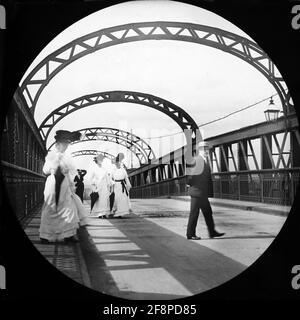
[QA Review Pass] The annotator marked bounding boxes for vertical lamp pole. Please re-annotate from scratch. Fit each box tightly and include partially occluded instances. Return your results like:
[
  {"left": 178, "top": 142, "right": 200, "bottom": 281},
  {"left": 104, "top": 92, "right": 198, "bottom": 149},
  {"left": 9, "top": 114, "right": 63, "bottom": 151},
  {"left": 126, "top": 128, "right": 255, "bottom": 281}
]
[{"left": 130, "top": 128, "right": 133, "bottom": 169}]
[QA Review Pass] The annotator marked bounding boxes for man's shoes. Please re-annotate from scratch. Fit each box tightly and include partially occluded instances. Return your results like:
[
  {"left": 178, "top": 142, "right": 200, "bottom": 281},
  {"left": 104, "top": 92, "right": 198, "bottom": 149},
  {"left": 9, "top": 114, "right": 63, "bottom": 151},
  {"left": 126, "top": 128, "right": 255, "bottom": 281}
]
[
  {"left": 187, "top": 236, "right": 201, "bottom": 240},
  {"left": 209, "top": 231, "right": 225, "bottom": 238}
]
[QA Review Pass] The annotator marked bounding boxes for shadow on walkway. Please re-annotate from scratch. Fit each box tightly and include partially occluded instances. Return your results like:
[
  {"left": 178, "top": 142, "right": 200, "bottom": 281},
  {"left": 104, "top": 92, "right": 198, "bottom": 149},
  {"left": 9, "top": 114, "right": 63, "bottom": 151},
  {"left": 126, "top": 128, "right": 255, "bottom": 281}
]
[{"left": 80, "top": 214, "right": 246, "bottom": 300}]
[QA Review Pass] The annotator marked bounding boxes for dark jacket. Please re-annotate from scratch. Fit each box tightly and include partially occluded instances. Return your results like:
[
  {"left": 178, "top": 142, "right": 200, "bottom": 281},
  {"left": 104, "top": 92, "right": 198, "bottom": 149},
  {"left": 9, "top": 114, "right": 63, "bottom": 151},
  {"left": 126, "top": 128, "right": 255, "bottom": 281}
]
[{"left": 187, "top": 155, "right": 213, "bottom": 197}]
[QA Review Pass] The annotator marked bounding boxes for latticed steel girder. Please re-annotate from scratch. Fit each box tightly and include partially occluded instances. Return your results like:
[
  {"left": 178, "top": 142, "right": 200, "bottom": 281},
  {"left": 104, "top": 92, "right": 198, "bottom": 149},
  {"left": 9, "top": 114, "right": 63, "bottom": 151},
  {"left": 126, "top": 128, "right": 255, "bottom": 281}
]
[
  {"left": 39, "top": 90, "right": 200, "bottom": 144},
  {"left": 48, "top": 127, "right": 155, "bottom": 164},
  {"left": 71, "top": 149, "right": 115, "bottom": 161},
  {"left": 21, "top": 21, "right": 292, "bottom": 116}
]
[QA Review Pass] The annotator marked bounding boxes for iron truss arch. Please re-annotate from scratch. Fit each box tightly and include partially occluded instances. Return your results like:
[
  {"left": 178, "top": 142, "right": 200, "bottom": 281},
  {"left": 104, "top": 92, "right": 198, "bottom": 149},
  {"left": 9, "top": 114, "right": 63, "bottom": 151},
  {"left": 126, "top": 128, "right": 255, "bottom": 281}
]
[
  {"left": 48, "top": 127, "right": 155, "bottom": 165},
  {"left": 71, "top": 150, "right": 115, "bottom": 161},
  {"left": 21, "top": 21, "right": 292, "bottom": 116},
  {"left": 39, "top": 90, "right": 200, "bottom": 144}
]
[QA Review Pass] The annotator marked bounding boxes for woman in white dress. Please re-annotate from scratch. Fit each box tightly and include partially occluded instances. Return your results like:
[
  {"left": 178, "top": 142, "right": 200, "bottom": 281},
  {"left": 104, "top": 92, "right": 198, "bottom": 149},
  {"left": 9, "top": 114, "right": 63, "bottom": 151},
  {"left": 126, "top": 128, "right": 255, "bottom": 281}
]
[
  {"left": 111, "top": 153, "right": 133, "bottom": 213},
  {"left": 112, "top": 154, "right": 132, "bottom": 218},
  {"left": 39, "top": 130, "right": 88, "bottom": 243},
  {"left": 88, "top": 154, "right": 112, "bottom": 218}
]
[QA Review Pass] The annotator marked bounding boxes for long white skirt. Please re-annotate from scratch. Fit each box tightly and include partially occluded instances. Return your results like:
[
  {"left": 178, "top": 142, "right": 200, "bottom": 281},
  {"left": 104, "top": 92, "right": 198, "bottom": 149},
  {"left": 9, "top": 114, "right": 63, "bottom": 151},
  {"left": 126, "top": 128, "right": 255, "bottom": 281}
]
[
  {"left": 72, "top": 192, "right": 89, "bottom": 225},
  {"left": 113, "top": 182, "right": 130, "bottom": 217},
  {"left": 39, "top": 174, "right": 87, "bottom": 241},
  {"left": 90, "top": 184, "right": 110, "bottom": 217}
]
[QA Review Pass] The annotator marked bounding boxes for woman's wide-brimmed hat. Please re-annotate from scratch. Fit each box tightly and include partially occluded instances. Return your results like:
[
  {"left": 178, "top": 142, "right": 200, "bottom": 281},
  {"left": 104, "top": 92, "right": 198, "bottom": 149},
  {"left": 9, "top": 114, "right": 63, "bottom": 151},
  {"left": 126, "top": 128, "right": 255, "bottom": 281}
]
[
  {"left": 115, "top": 152, "right": 125, "bottom": 163},
  {"left": 54, "top": 130, "right": 81, "bottom": 143},
  {"left": 93, "top": 154, "right": 105, "bottom": 163}
]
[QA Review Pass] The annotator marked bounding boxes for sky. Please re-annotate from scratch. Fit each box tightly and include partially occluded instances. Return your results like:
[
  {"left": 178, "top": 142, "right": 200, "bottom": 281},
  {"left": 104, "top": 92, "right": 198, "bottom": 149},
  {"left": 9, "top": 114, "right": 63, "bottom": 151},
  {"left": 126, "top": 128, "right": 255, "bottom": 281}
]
[{"left": 19, "top": 0, "right": 286, "bottom": 170}]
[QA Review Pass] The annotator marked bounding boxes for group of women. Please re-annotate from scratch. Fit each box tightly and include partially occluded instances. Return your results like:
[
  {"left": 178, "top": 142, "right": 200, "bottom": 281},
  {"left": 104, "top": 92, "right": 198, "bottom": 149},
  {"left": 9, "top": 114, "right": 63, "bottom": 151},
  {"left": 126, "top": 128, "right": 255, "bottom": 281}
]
[
  {"left": 88, "top": 152, "right": 132, "bottom": 219},
  {"left": 39, "top": 130, "right": 132, "bottom": 244}
]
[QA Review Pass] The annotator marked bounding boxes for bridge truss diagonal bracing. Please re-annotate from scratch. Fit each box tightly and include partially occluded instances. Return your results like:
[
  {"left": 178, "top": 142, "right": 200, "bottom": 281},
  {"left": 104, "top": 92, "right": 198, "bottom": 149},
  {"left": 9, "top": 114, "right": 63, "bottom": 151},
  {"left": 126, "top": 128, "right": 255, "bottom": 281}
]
[
  {"left": 48, "top": 127, "right": 156, "bottom": 165},
  {"left": 71, "top": 150, "right": 115, "bottom": 161},
  {"left": 38, "top": 90, "right": 200, "bottom": 146},
  {"left": 128, "top": 114, "right": 299, "bottom": 206},
  {"left": 21, "top": 21, "right": 292, "bottom": 117}
]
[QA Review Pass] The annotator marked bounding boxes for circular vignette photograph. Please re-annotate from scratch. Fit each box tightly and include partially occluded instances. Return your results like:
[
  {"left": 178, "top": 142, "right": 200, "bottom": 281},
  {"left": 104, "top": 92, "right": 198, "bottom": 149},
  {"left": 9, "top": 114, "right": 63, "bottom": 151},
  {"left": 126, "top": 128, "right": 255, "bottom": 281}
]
[{"left": 1, "top": 0, "right": 298, "bottom": 300}]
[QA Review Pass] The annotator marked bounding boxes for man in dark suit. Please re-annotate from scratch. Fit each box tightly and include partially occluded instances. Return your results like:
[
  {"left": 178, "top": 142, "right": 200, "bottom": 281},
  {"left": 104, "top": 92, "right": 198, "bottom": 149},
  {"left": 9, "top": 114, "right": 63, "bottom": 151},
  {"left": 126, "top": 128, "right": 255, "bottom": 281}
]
[{"left": 186, "top": 141, "right": 225, "bottom": 240}]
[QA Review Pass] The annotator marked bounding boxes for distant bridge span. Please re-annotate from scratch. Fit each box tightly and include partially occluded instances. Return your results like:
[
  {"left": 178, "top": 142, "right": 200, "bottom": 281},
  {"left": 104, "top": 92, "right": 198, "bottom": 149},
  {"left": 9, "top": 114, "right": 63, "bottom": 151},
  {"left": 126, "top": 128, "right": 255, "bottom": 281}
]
[
  {"left": 71, "top": 150, "right": 115, "bottom": 161},
  {"left": 48, "top": 127, "right": 156, "bottom": 165},
  {"left": 39, "top": 90, "right": 200, "bottom": 145}
]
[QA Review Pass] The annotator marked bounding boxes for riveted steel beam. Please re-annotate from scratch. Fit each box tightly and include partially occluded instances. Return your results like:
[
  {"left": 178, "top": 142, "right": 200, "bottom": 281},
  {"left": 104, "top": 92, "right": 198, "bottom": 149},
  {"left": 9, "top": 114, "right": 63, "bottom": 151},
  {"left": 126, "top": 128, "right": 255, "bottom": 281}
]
[
  {"left": 48, "top": 127, "right": 155, "bottom": 164},
  {"left": 71, "top": 149, "right": 115, "bottom": 161},
  {"left": 20, "top": 21, "right": 292, "bottom": 117},
  {"left": 39, "top": 90, "right": 200, "bottom": 146}
]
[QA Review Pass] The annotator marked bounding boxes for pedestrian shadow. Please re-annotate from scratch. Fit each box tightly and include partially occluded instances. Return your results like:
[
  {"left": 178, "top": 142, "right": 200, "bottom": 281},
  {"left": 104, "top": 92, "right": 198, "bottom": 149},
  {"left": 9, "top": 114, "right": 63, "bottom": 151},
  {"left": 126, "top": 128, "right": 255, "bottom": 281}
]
[
  {"left": 78, "top": 227, "right": 190, "bottom": 300},
  {"left": 22, "top": 203, "right": 265, "bottom": 300},
  {"left": 204, "top": 235, "right": 275, "bottom": 240},
  {"left": 79, "top": 214, "right": 247, "bottom": 300}
]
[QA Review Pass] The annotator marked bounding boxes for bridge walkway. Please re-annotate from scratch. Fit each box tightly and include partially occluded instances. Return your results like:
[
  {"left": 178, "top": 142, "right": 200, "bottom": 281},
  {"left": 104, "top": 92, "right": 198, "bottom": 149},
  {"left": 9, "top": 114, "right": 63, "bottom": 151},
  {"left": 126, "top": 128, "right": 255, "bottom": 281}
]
[{"left": 24, "top": 198, "right": 288, "bottom": 300}]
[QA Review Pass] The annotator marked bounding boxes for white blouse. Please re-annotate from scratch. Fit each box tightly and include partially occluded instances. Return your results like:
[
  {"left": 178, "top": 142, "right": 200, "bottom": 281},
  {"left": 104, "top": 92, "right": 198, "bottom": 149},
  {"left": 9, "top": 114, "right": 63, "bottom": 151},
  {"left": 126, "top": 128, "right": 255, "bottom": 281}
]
[
  {"left": 43, "top": 151, "right": 77, "bottom": 177},
  {"left": 112, "top": 167, "right": 132, "bottom": 188}
]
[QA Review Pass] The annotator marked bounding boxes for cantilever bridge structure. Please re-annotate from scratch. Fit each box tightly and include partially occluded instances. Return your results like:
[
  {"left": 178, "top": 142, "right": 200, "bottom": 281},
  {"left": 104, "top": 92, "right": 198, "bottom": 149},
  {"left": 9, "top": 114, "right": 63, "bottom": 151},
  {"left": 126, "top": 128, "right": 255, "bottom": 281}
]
[{"left": 1, "top": 21, "right": 299, "bottom": 221}]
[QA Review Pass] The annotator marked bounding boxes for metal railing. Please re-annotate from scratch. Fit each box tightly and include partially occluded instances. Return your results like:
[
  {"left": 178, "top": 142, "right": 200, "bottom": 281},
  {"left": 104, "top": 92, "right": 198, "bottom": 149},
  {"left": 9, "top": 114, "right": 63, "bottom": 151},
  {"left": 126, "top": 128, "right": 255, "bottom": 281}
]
[
  {"left": 1, "top": 161, "right": 45, "bottom": 221},
  {"left": 130, "top": 176, "right": 188, "bottom": 199},
  {"left": 212, "top": 169, "right": 300, "bottom": 205},
  {"left": 130, "top": 169, "right": 300, "bottom": 206}
]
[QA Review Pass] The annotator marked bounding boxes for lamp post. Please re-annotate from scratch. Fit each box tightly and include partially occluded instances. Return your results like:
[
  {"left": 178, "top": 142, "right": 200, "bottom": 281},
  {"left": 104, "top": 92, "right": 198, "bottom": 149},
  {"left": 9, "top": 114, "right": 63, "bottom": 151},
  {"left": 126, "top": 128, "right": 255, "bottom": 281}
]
[
  {"left": 130, "top": 128, "right": 133, "bottom": 168},
  {"left": 264, "top": 97, "right": 280, "bottom": 122}
]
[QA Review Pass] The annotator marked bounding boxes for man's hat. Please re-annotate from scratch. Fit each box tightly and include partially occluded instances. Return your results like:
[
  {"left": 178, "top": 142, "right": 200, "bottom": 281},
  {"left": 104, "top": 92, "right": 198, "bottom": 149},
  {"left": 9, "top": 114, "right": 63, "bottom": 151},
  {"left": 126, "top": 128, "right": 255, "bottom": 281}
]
[
  {"left": 198, "top": 140, "right": 210, "bottom": 148},
  {"left": 54, "top": 130, "right": 81, "bottom": 143}
]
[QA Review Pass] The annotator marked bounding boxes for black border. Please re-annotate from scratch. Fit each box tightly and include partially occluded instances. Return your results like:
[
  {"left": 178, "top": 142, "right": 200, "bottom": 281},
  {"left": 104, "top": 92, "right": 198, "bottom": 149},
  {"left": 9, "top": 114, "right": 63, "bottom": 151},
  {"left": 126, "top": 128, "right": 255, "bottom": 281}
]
[{"left": 1, "top": 0, "right": 300, "bottom": 317}]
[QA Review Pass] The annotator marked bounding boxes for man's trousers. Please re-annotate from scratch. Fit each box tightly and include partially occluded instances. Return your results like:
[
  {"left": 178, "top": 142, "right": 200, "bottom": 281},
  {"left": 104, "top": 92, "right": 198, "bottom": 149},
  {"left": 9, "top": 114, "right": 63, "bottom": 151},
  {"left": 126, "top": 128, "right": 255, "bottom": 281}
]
[{"left": 186, "top": 196, "right": 215, "bottom": 238}]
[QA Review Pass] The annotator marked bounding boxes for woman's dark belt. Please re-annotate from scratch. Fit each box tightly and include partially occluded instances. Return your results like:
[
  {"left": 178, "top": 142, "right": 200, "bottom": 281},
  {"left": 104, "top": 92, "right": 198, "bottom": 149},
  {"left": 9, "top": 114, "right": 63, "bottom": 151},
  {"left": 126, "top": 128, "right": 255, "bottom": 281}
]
[
  {"left": 54, "top": 166, "right": 65, "bottom": 205},
  {"left": 115, "top": 179, "right": 128, "bottom": 195}
]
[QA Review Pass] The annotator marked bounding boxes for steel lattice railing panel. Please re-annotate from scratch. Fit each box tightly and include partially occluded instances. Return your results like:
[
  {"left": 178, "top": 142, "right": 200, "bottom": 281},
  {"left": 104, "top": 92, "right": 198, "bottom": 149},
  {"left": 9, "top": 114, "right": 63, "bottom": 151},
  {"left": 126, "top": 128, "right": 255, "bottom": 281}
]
[
  {"left": 20, "top": 21, "right": 292, "bottom": 116},
  {"left": 127, "top": 114, "right": 299, "bottom": 178}
]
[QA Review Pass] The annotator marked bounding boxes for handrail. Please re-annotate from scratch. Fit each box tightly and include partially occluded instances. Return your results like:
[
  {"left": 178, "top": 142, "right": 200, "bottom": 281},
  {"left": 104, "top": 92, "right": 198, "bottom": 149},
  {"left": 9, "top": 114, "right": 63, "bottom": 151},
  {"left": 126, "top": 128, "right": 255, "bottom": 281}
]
[{"left": 1, "top": 160, "right": 45, "bottom": 178}]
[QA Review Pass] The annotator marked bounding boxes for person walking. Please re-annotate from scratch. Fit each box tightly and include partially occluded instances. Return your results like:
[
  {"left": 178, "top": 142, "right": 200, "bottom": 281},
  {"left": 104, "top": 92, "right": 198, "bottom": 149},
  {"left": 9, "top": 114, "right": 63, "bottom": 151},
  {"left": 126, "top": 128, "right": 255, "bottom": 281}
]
[
  {"left": 74, "top": 169, "right": 87, "bottom": 202},
  {"left": 88, "top": 154, "right": 112, "bottom": 218},
  {"left": 39, "top": 130, "right": 88, "bottom": 243},
  {"left": 112, "top": 152, "right": 133, "bottom": 213},
  {"left": 186, "top": 141, "right": 225, "bottom": 240},
  {"left": 111, "top": 154, "right": 132, "bottom": 218}
]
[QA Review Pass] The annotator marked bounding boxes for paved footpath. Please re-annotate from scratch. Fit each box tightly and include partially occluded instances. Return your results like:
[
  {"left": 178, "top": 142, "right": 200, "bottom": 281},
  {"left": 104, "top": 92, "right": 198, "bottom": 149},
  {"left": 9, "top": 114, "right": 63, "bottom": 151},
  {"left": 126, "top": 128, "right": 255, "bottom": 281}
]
[
  {"left": 24, "top": 199, "right": 287, "bottom": 299},
  {"left": 172, "top": 196, "right": 291, "bottom": 216},
  {"left": 78, "top": 198, "right": 287, "bottom": 300}
]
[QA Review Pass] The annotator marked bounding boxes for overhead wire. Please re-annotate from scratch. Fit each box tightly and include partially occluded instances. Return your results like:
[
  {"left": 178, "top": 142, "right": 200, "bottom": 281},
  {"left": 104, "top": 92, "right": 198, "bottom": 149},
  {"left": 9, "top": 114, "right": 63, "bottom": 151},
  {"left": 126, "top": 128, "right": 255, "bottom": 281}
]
[{"left": 142, "top": 92, "right": 281, "bottom": 140}]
